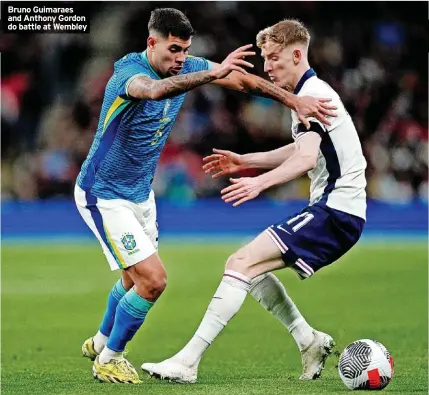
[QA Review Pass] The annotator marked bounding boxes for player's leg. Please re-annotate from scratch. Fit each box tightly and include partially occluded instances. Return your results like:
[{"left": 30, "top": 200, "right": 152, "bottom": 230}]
[
  {"left": 259, "top": 205, "right": 364, "bottom": 380},
  {"left": 94, "top": 200, "right": 164, "bottom": 384},
  {"left": 249, "top": 272, "right": 315, "bottom": 351},
  {"left": 142, "top": 204, "right": 352, "bottom": 382},
  {"left": 75, "top": 186, "right": 161, "bottom": 383},
  {"left": 94, "top": 189, "right": 161, "bottom": 361},
  {"left": 165, "top": 232, "right": 318, "bottom": 371},
  {"left": 96, "top": 188, "right": 163, "bottom": 361},
  {"left": 75, "top": 186, "right": 138, "bottom": 360},
  {"left": 75, "top": 188, "right": 129, "bottom": 360},
  {"left": 89, "top": 271, "right": 135, "bottom": 357},
  {"left": 142, "top": 231, "right": 284, "bottom": 383},
  {"left": 98, "top": 252, "right": 166, "bottom": 364},
  {"left": 248, "top": 270, "right": 335, "bottom": 380}
]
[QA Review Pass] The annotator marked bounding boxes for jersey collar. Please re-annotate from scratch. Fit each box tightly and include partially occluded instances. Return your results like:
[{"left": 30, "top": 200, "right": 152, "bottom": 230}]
[
  {"left": 141, "top": 50, "right": 161, "bottom": 80},
  {"left": 294, "top": 68, "right": 317, "bottom": 94}
]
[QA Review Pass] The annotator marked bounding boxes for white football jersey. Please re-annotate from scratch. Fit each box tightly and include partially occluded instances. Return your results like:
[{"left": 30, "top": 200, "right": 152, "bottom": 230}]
[{"left": 291, "top": 69, "right": 367, "bottom": 220}]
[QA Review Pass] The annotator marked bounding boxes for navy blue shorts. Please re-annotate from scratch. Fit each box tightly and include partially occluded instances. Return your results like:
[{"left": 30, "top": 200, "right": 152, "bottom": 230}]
[{"left": 265, "top": 203, "right": 365, "bottom": 279}]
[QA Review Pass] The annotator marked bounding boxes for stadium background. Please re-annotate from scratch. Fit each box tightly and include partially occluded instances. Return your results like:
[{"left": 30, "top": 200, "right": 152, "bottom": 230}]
[{"left": 2, "top": 2, "right": 428, "bottom": 394}]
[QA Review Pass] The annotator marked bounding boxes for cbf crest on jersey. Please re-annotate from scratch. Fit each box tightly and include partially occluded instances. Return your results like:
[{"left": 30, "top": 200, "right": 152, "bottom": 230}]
[{"left": 121, "top": 233, "right": 136, "bottom": 251}]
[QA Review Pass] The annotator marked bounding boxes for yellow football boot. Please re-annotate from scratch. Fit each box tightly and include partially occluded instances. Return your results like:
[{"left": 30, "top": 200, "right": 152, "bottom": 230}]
[
  {"left": 82, "top": 337, "right": 99, "bottom": 361},
  {"left": 93, "top": 356, "right": 141, "bottom": 384}
]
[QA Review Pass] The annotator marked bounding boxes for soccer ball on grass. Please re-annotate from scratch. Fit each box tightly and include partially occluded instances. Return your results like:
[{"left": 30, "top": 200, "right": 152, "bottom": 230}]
[{"left": 338, "top": 339, "right": 394, "bottom": 390}]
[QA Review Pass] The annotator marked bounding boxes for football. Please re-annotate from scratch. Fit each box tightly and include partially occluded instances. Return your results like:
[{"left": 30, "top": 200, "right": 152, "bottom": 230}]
[{"left": 338, "top": 339, "right": 394, "bottom": 390}]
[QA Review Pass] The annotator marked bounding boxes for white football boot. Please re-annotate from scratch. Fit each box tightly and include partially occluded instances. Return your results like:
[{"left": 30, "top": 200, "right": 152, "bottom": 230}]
[
  {"left": 142, "top": 358, "right": 198, "bottom": 384},
  {"left": 299, "top": 330, "right": 335, "bottom": 380}
]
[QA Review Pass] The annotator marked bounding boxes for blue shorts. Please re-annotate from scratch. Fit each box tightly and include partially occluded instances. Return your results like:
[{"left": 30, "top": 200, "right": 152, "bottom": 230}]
[{"left": 265, "top": 203, "right": 365, "bottom": 279}]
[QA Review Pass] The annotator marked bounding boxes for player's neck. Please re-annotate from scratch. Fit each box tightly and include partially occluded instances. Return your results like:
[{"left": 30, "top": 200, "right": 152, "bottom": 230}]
[
  {"left": 291, "top": 63, "right": 312, "bottom": 93},
  {"left": 146, "top": 49, "right": 164, "bottom": 78}
]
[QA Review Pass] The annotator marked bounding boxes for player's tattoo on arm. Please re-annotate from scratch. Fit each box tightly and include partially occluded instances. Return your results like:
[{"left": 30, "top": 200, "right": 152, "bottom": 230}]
[
  {"left": 244, "top": 76, "right": 296, "bottom": 108},
  {"left": 128, "top": 71, "right": 216, "bottom": 100}
]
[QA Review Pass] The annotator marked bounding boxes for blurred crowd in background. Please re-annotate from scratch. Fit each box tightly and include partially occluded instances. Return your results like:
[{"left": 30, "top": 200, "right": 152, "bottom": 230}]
[{"left": 2, "top": 1, "right": 427, "bottom": 203}]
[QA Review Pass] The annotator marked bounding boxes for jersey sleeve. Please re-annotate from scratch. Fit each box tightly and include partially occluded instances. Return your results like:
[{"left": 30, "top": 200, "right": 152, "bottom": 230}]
[
  {"left": 295, "top": 119, "right": 326, "bottom": 140},
  {"left": 295, "top": 81, "right": 345, "bottom": 137},
  {"left": 184, "top": 55, "right": 212, "bottom": 73},
  {"left": 115, "top": 58, "right": 152, "bottom": 99}
]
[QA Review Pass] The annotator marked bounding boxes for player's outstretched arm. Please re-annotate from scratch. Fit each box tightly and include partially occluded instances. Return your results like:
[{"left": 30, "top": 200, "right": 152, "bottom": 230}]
[
  {"left": 203, "top": 144, "right": 296, "bottom": 178},
  {"left": 210, "top": 66, "right": 336, "bottom": 128},
  {"left": 220, "top": 132, "right": 321, "bottom": 207},
  {"left": 128, "top": 72, "right": 216, "bottom": 100},
  {"left": 127, "top": 45, "right": 255, "bottom": 101},
  {"left": 241, "top": 144, "right": 296, "bottom": 169},
  {"left": 256, "top": 132, "right": 321, "bottom": 189}
]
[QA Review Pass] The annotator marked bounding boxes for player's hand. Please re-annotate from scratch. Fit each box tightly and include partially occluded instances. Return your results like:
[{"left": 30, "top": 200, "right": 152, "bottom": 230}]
[
  {"left": 202, "top": 149, "right": 247, "bottom": 178},
  {"left": 211, "top": 44, "right": 256, "bottom": 79},
  {"left": 295, "top": 96, "right": 337, "bottom": 129},
  {"left": 221, "top": 177, "right": 262, "bottom": 207}
]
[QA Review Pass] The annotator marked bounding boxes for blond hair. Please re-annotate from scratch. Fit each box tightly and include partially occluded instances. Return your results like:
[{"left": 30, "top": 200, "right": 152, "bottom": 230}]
[{"left": 256, "top": 19, "right": 310, "bottom": 49}]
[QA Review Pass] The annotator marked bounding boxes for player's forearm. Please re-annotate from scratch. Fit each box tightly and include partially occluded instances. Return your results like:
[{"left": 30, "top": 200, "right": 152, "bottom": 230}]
[
  {"left": 239, "top": 74, "right": 297, "bottom": 109},
  {"left": 256, "top": 151, "right": 316, "bottom": 190},
  {"left": 242, "top": 143, "right": 296, "bottom": 169},
  {"left": 129, "top": 70, "right": 217, "bottom": 100}
]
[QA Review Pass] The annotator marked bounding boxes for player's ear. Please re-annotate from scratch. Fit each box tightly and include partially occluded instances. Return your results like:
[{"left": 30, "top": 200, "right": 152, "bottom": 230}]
[
  {"left": 147, "top": 36, "right": 157, "bottom": 49},
  {"left": 293, "top": 49, "right": 302, "bottom": 65}
]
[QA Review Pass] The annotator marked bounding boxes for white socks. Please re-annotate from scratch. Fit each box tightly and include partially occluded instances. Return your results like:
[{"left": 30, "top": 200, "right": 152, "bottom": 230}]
[
  {"left": 289, "top": 319, "right": 315, "bottom": 352},
  {"left": 94, "top": 331, "right": 123, "bottom": 364},
  {"left": 174, "top": 270, "right": 251, "bottom": 366},
  {"left": 99, "top": 347, "right": 123, "bottom": 364},
  {"left": 93, "top": 330, "right": 108, "bottom": 354},
  {"left": 174, "top": 271, "right": 314, "bottom": 368},
  {"left": 249, "top": 273, "right": 314, "bottom": 351},
  {"left": 173, "top": 335, "right": 209, "bottom": 367}
]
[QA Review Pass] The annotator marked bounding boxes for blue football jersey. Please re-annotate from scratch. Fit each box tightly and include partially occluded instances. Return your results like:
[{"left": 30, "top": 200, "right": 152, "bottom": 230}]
[{"left": 77, "top": 51, "right": 211, "bottom": 202}]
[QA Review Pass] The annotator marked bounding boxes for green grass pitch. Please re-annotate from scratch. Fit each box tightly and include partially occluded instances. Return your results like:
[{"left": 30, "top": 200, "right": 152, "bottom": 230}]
[{"left": 2, "top": 242, "right": 428, "bottom": 394}]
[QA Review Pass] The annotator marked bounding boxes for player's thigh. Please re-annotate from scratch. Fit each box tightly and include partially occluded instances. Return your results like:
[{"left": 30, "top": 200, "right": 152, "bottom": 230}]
[{"left": 227, "top": 231, "right": 285, "bottom": 278}]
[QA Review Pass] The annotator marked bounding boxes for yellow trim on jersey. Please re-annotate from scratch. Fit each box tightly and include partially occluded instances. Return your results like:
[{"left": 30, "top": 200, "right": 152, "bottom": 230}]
[
  {"left": 103, "top": 96, "right": 127, "bottom": 130},
  {"left": 104, "top": 225, "right": 128, "bottom": 269}
]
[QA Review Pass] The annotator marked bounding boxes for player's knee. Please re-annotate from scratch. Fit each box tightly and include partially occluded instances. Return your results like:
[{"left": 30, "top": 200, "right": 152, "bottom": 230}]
[
  {"left": 148, "top": 272, "right": 167, "bottom": 299},
  {"left": 225, "top": 249, "right": 252, "bottom": 275},
  {"left": 135, "top": 270, "right": 167, "bottom": 301}
]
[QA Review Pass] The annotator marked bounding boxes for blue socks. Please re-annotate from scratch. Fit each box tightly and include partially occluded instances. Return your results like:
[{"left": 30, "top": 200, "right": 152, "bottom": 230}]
[
  {"left": 98, "top": 279, "right": 154, "bottom": 353},
  {"left": 99, "top": 279, "right": 127, "bottom": 336},
  {"left": 107, "top": 288, "right": 154, "bottom": 352}
]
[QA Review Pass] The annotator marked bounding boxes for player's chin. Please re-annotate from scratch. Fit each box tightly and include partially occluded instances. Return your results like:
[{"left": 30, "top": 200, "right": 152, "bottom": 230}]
[{"left": 169, "top": 68, "right": 182, "bottom": 76}]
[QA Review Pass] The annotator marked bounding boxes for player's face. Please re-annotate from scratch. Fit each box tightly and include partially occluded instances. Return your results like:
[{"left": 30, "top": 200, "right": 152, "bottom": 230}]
[
  {"left": 149, "top": 34, "right": 192, "bottom": 77},
  {"left": 261, "top": 42, "right": 296, "bottom": 91}
]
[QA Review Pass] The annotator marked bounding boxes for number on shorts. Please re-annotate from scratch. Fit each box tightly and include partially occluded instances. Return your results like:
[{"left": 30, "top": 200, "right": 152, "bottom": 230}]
[{"left": 286, "top": 212, "right": 314, "bottom": 232}]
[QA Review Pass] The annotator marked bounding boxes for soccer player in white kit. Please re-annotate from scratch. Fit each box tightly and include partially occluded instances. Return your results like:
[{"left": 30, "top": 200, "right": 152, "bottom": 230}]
[{"left": 142, "top": 18, "right": 367, "bottom": 383}]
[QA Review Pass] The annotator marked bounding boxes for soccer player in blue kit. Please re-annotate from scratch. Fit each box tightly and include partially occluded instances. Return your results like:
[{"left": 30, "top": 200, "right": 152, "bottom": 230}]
[{"left": 75, "top": 9, "right": 336, "bottom": 383}]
